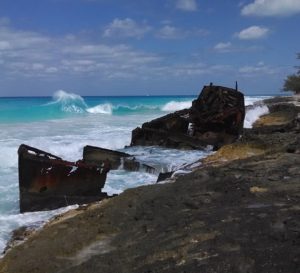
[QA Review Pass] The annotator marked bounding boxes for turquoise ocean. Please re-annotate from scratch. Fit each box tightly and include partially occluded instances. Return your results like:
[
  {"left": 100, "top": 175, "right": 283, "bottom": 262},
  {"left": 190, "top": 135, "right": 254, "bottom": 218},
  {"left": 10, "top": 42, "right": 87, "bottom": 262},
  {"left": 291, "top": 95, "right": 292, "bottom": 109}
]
[{"left": 0, "top": 90, "right": 270, "bottom": 253}]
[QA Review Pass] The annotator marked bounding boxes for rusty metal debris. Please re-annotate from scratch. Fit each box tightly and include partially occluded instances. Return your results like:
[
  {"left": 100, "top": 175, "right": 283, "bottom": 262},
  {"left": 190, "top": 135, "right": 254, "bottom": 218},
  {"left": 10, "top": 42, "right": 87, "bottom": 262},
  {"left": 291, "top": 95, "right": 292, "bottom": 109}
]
[
  {"left": 18, "top": 144, "right": 110, "bottom": 212},
  {"left": 131, "top": 84, "right": 245, "bottom": 150}
]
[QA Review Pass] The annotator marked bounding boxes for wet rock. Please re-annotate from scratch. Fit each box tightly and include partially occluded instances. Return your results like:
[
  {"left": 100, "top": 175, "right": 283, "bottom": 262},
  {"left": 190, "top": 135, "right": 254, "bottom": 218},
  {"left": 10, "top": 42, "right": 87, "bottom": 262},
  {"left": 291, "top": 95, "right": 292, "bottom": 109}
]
[
  {"left": 123, "top": 158, "right": 156, "bottom": 174},
  {"left": 156, "top": 171, "right": 173, "bottom": 183}
]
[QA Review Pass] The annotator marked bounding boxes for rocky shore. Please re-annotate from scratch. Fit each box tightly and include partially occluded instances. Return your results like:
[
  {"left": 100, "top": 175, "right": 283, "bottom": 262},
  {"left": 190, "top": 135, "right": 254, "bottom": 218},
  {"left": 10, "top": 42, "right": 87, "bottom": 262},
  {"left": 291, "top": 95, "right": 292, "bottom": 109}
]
[{"left": 0, "top": 95, "right": 299, "bottom": 273}]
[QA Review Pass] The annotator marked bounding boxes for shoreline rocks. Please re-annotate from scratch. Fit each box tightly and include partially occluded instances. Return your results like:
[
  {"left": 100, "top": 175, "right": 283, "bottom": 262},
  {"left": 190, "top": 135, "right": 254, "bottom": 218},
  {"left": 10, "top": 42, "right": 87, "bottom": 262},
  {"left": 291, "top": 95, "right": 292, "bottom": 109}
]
[{"left": 1, "top": 95, "right": 299, "bottom": 273}]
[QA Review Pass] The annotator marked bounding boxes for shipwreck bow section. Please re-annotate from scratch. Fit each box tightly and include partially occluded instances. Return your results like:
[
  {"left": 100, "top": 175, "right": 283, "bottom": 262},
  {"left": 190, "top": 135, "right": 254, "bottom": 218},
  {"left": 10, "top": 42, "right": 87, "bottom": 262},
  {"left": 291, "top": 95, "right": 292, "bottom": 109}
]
[
  {"left": 18, "top": 144, "right": 110, "bottom": 213},
  {"left": 131, "top": 84, "right": 245, "bottom": 149}
]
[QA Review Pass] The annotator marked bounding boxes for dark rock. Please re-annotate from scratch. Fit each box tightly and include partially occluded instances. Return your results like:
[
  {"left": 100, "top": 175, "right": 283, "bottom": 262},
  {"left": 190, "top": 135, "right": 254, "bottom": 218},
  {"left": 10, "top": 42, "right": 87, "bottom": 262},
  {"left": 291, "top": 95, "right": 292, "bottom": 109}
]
[
  {"left": 123, "top": 157, "right": 156, "bottom": 174},
  {"left": 131, "top": 84, "right": 245, "bottom": 149},
  {"left": 156, "top": 171, "right": 173, "bottom": 183}
]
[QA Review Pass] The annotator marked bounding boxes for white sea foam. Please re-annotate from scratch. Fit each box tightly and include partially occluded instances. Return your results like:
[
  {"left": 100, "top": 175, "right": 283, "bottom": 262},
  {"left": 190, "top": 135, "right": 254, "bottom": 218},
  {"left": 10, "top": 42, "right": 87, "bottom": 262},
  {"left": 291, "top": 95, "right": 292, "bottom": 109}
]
[
  {"left": 123, "top": 146, "right": 212, "bottom": 173},
  {"left": 244, "top": 96, "right": 270, "bottom": 106},
  {"left": 86, "top": 103, "right": 113, "bottom": 115},
  {"left": 244, "top": 104, "right": 269, "bottom": 128},
  {"left": 0, "top": 146, "right": 18, "bottom": 170},
  {"left": 103, "top": 170, "right": 157, "bottom": 195},
  {"left": 161, "top": 101, "right": 192, "bottom": 112}
]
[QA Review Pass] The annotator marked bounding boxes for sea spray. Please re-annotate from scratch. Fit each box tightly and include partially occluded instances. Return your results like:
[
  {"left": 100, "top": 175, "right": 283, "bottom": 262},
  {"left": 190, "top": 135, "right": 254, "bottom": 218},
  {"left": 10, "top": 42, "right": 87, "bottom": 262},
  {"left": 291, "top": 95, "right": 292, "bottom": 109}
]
[
  {"left": 51, "top": 90, "right": 88, "bottom": 113},
  {"left": 244, "top": 104, "right": 269, "bottom": 128}
]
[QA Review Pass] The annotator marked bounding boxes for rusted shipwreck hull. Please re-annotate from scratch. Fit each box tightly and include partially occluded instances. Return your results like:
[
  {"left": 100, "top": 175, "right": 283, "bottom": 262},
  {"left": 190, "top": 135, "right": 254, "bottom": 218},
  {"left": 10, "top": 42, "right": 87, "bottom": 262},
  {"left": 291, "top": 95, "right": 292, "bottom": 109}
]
[
  {"left": 18, "top": 144, "right": 110, "bottom": 213},
  {"left": 83, "top": 145, "right": 156, "bottom": 174},
  {"left": 131, "top": 84, "right": 245, "bottom": 150}
]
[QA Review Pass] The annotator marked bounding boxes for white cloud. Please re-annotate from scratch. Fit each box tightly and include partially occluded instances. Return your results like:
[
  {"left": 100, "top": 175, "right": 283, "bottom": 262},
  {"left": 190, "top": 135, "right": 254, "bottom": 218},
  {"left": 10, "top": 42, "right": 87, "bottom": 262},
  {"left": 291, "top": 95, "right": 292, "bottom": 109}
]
[
  {"left": 156, "top": 25, "right": 207, "bottom": 40},
  {"left": 152, "top": 62, "right": 233, "bottom": 79},
  {"left": 45, "top": 67, "right": 58, "bottom": 74},
  {"left": 0, "top": 22, "right": 164, "bottom": 80},
  {"left": 0, "top": 25, "right": 50, "bottom": 51},
  {"left": 239, "top": 62, "right": 277, "bottom": 76},
  {"left": 213, "top": 42, "right": 264, "bottom": 53},
  {"left": 156, "top": 25, "right": 186, "bottom": 39},
  {"left": 0, "top": 18, "right": 278, "bottom": 87},
  {"left": 237, "top": 26, "right": 269, "bottom": 40},
  {"left": 0, "top": 40, "right": 11, "bottom": 50},
  {"left": 103, "top": 18, "right": 151, "bottom": 39},
  {"left": 176, "top": 0, "right": 198, "bottom": 11},
  {"left": 241, "top": 0, "right": 300, "bottom": 17},
  {"left": 214, "top": 42, "right": 232, "bottom": 52}
]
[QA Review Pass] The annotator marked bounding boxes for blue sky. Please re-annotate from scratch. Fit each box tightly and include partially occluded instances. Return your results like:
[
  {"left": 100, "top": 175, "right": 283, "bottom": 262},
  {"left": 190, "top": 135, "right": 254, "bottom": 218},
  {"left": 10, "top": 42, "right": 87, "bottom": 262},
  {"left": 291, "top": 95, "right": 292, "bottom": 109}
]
[{"left": 0, "top": 0, "right": 299, "bottom": 96}]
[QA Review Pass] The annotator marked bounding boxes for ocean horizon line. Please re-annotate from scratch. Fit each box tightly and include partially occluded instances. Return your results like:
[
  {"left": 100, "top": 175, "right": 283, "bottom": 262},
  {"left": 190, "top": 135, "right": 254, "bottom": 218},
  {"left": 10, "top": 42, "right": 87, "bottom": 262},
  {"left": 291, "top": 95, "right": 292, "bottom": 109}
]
[
  {"left": 0, "top": 93, "right": 284, "bottom": 99},
  {"left": 0, "top": 94, "right": 198, "bottom": 99}
]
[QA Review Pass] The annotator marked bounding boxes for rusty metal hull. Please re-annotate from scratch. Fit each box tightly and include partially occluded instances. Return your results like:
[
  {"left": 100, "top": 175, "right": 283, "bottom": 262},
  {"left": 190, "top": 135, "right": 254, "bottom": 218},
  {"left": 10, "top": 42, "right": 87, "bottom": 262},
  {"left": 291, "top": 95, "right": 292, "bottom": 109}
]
[
  {"left": 83, "top": 145, "right": 157, "bottom": 174},
  {"left": 130, "top": 84, "right": 245, "bottom": 149},
  {"left": 18, "top": 144, "right": 109, "bottom": 213}
]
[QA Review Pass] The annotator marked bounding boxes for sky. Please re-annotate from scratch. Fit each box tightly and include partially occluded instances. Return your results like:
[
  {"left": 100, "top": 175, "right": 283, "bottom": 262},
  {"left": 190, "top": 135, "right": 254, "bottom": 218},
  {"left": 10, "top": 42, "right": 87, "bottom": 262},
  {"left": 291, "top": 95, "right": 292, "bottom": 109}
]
[{"left": 0, "top": 0, "right": 299, "bottom": 96}]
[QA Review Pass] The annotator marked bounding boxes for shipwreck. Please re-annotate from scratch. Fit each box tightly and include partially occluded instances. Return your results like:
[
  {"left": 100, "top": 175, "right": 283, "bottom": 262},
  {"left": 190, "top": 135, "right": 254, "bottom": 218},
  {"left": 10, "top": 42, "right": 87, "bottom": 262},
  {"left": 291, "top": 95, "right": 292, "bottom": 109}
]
[
  {"left": 131, "top": 84, "right": 245, "bottom": 150},
  {"left": 18, "top": 144, "right": 111, "bottom": 213},
  {"left": 18, "top": 144, "right": 157, "bottom": 213}
]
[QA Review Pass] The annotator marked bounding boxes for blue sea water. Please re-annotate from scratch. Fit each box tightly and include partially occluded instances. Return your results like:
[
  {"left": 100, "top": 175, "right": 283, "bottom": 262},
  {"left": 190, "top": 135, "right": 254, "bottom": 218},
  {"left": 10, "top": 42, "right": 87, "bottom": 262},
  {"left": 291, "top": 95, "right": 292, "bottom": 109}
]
[{"left": 0, "top": 90, "right": 270, "bottom": 253}]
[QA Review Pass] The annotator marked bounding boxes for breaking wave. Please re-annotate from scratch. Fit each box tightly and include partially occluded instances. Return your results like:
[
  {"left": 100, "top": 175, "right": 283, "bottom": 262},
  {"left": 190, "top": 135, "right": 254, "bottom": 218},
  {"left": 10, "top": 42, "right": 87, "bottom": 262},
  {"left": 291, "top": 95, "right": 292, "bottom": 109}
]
[
  {"left": 86, "top": 103, "right": 113, "bottom": 115},
  {"left": 0, "top": 89, "right": 272, "bottom": 123},
  {"left": 49, "top": 91, "right": 194, "bottom": 116},
  {"left": 244, "top": 104, "right": 269, "bottom": 128},
  {"left": 86, "top": 104, "right": 159, "bottom": 115},
  {"left": 161, "top": 101, "right": 192, "bottom": 112},
  {"left": 47, "top": 91, "right": 194, "bottom": 116},
  {"left": 50, "top": 90, "right": 88, "bottom": 114}
]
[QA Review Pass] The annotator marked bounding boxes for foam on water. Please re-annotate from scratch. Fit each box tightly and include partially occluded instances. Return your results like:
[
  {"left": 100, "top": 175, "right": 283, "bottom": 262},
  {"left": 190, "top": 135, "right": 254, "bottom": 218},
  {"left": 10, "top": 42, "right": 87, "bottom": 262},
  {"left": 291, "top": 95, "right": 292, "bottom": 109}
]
[
  {"left": 244, "top": 104, "right": 269, "bottom": 128},
  {"left": 123, "top": 146, "right": 212, "bottom": 173},
  {"left": 103, "top": 170, "right": 157, "bottom": 195},
  {"left": 245, "top": 96, "right": 270, "bottom": 106},
  {"left": 86, "top": 103, "right": 113, "bottom": 115}
]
